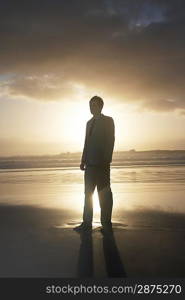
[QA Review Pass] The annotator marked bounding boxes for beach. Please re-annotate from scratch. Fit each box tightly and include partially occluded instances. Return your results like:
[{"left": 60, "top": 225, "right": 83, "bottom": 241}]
[{"left": 0, "top": 165, "right": 185, "bottom": 277}]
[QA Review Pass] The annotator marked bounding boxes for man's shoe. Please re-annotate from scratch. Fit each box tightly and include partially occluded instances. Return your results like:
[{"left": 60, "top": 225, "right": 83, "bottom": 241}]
[
  {"left": 73, "top": 222, "right": 92, "bottom": 231},
  {"left": 101, "top": 223, "right": 113, "bottom": 234}
]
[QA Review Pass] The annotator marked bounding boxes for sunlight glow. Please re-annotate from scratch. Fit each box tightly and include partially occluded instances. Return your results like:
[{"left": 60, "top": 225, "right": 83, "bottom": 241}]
[
  {"left": 93, "top": 189, "right": 101, "bottom": 214},
  {"left": 3, "top": 81, "right": 184, "bottom": 156}
]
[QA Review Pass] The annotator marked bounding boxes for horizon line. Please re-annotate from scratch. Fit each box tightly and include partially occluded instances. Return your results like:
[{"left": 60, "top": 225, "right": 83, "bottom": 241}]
[{"left": 1, "top": 149, "right": 185, "bottom": 159}]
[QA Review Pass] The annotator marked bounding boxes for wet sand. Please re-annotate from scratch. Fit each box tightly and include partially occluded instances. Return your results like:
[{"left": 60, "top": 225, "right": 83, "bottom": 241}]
[{"left": 0, "top": 204, "right": 185, "bottom": 278}]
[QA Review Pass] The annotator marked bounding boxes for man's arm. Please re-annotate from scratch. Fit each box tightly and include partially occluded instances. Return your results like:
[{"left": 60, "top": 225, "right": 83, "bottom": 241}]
[
  {"left": 80, "top": 123, "right": 88, "bottom": 170},
  {"left": 103, "top": 117, "right": 115, "bottom": 164}
]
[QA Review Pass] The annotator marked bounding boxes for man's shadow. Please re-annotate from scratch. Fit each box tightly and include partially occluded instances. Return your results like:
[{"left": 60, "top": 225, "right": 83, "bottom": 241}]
[
  {"left": 102, "top": 229, "right": 126, "bottom": 277},
  {"left": 76, "top": 229, "right": 126, "bottom": 277},
  {"left": 76, "top": 230, "right": 93, "bottom": 277}
]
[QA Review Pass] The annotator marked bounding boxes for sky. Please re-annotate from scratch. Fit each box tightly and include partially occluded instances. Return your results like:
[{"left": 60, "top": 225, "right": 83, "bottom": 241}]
[{"left": 0, "top": 0, "right": 185, "bottom": 156}]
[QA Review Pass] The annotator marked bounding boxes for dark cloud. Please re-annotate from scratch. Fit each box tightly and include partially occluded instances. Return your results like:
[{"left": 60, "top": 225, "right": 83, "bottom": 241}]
[{"left": 0, "top": 0, "right": 185, "bottom": 112}]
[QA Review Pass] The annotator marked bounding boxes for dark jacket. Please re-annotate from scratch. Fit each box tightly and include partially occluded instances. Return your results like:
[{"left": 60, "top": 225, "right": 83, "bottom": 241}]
[{"left": 81, "top": 114, "right": 115, "bottom": 166}]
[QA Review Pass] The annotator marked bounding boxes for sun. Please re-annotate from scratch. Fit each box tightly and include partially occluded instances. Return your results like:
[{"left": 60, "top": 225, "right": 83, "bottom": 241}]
[{"left": 61, "top": 100, "right": 91, "bottom": 148}]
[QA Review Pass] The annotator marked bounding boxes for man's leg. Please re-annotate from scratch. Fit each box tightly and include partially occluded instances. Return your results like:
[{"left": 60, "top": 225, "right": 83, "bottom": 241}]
[
  {"left": 82, "top": 166, "right": 96, "bottom": 225},
  {"left": 97, "top": 165, "right": 113, "bottom": 227}
]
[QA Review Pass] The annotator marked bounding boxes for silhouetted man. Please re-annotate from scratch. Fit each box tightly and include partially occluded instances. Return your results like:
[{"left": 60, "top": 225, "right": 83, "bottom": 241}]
[{"left": 74, "top": 96, "right": 115, "bottom": 232}]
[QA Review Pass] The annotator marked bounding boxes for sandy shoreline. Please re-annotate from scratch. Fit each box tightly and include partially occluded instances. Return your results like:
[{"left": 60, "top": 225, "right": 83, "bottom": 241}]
[{"left": 0, "top": 204, "right": 185, "bottom": 278}]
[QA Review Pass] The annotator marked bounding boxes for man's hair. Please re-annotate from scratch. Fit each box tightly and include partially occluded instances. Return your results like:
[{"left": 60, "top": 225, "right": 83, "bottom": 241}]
[{"left": 89, "top": 96, "right": 104, "bottom": 109}]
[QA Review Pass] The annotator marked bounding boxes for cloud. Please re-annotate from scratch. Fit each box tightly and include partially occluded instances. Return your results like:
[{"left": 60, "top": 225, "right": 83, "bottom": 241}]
[
  {"left": 0, "top": 0, "right": 185, "bottom": 112},
  {"left": 1, "top": 74, "right": 81, "bottom": 101}
]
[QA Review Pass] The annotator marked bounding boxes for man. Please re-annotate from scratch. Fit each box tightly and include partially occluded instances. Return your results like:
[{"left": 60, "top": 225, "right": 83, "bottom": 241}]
[{"left": 74, "top": 96, "right": 115, "bottom": 232}]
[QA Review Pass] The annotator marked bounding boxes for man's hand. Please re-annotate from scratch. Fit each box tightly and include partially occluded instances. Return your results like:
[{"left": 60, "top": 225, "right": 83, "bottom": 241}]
[{"left": 80, "top": 163, "right": 85, "bottom": 171}]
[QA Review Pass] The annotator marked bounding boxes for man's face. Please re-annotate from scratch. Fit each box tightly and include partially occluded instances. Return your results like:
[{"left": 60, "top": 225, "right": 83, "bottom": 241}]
[{"left": 89, "top": 101, "right": 102, "bottom": 115}]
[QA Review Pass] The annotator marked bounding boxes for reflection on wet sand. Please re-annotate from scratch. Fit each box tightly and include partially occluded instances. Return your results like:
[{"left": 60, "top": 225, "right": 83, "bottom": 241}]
[
  {"left": 0, "top": 205, "right": 185, "bottom": 277},
  {"left": 76, "top": 228, "right": 126, "bottom": 278}
]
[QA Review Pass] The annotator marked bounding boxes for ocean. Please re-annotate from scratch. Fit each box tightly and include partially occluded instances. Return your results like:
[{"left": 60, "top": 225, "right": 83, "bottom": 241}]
[{"left": 0, "top": 156, "right": 185, "bottom": 217}]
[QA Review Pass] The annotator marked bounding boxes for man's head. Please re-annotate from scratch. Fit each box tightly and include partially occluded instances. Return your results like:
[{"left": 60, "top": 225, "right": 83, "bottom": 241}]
[{"left": 89, "top": 96, "right": 104, "bottom": 116}]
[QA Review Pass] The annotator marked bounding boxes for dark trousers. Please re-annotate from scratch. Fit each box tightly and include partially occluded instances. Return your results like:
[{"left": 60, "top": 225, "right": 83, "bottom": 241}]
[{"left": 83, "top": 165, "right": 113, "bottom": 225}]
